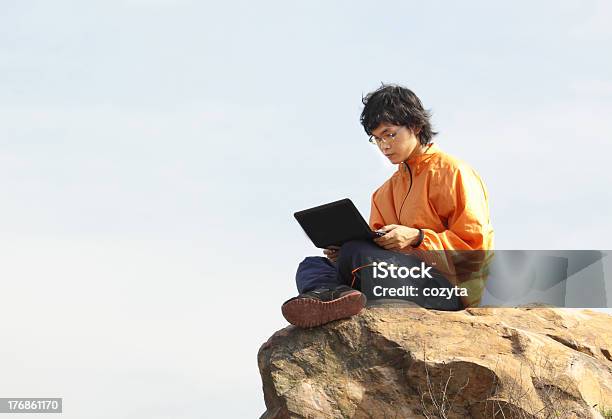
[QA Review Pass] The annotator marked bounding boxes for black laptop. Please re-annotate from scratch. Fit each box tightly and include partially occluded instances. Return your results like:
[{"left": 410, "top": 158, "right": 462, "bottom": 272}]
[{"left": 294, "top": 198, "right": 384, "bottom": 248}]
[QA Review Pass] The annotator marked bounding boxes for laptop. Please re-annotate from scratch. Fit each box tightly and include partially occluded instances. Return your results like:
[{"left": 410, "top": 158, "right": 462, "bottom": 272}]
[{"left": 294, "top": 198, "right": 384, "bottom": 248}]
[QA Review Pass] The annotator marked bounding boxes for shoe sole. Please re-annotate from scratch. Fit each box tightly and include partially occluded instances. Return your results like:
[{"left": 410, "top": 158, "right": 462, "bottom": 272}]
[{"left": 281, "top": 291, "right": 367, "bottom": 328}]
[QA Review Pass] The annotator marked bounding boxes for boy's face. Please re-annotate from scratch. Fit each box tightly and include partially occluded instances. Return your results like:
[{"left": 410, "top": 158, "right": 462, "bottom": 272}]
[{"left": 370, "top": 122, "right": 421, "bottom": 165}]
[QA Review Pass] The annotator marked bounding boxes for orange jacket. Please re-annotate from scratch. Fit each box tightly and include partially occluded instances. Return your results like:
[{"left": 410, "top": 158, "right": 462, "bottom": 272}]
[{"left": 368, "top": 143, "right": 494, "bottom": 306}]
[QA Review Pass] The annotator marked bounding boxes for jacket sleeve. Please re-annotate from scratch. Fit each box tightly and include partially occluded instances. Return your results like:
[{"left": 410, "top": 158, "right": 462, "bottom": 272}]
[
  {"left": 417, "top": 165, "right": 493, "bottom": 251},
  {"left": 368, "top": 191, "right": 386, "bottom": 231}
]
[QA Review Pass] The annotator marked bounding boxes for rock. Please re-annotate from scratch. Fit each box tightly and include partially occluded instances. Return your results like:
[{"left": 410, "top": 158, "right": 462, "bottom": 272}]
[{"left": 257, "top": 306, "right": 612, "bottom": 418}]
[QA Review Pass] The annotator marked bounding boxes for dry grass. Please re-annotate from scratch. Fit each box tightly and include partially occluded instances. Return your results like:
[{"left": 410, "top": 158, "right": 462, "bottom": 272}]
[
  {"left": 488, "top": 349, "right": 588, "bottom": 418},
  {"left": 416, "top": 348, "right": 471, "bottom": 419},
  {"left": 416, "top": 347, "right": 600, "bottom": 419},
  {"left": 599, "top": 407, "right": 612, "bottom": 419}
]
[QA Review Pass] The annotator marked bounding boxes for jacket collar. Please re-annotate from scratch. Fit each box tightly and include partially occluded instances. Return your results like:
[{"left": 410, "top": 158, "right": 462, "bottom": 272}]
[{"left": 399, "top": 143, "right": 439, "bottom": 175}]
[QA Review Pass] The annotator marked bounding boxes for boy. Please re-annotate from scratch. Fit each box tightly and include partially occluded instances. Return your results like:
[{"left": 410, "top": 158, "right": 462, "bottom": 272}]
[{"left": 282, "top": 84, "right": 494, "bottom": 328}]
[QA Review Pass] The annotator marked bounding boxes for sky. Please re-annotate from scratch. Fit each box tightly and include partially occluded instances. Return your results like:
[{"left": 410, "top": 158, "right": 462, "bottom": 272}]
[{"left": 1, "top": 1, "right": 611, "bottom": 417}]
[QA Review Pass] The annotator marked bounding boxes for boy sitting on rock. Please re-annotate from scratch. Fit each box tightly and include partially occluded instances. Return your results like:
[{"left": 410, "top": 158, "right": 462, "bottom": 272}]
[{"left": 282, "top": 84, "right": 494, "bottom": 328}]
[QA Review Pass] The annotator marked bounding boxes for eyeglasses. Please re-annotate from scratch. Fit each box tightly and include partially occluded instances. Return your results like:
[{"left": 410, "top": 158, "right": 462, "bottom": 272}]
[{"left": 368, "top": 126, "right": 406, "bottom": 146}]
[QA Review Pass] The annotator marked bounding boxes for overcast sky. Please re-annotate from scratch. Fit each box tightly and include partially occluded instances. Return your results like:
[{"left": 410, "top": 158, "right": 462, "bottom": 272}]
[{"left": 1, "top": 1, "right": 611, "bottom": 418}]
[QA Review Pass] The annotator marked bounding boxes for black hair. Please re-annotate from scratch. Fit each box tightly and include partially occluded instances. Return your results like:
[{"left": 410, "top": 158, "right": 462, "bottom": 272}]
[{"left": 360, "top": 84, "right": 438, "bottom": 146}]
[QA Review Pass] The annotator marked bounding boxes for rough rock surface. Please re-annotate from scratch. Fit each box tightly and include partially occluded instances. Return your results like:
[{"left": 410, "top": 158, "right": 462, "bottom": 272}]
[{"left": 258, "top": 306, "right": 612, "bottom": 418}]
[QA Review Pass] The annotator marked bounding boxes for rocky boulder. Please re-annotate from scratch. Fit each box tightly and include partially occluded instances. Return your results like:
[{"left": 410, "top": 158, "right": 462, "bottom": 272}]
[{"left": 258, "top": 306, "right": 612, "bottom": 418}]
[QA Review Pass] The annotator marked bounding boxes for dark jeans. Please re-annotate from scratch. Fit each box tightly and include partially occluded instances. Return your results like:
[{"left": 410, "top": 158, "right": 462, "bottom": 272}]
[{"left": 295, "top": 239, "right": 463, "bottom": 310}]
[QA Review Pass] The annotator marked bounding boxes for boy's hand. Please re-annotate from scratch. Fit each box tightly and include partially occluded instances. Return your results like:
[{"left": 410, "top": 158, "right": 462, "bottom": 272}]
[
  {"left": 323, "top": 245, "right": 340, "bottom": 262},
  {"left": 373, "top": 224, "right": 421, "bottom": 250}
]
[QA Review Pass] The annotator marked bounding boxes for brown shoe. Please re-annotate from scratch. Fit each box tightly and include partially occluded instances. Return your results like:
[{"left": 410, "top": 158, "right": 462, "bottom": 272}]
[{"left": 281, "top": 285, "right": 367, "bottom": 328}]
